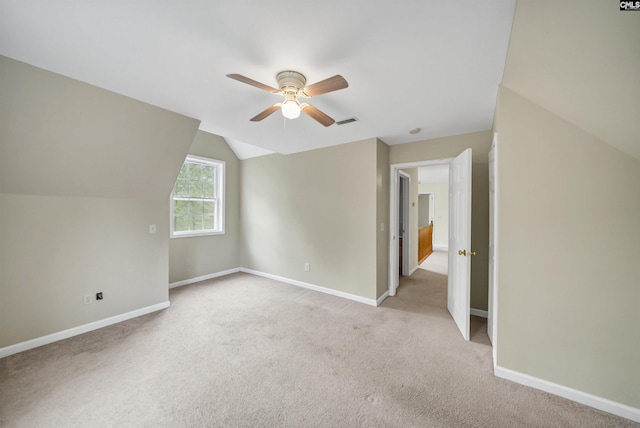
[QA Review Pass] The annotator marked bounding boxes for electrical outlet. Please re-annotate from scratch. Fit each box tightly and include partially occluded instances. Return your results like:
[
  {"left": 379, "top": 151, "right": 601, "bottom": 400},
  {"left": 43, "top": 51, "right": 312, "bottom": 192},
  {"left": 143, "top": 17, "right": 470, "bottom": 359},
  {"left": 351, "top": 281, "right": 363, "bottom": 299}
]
[
  {"left": 304, "top": 263, "right": 310, "bottom": 272},
  {"left": 96, "top": 292, "right": 103, "bottom": 300},
  {"left": 84, "top": 294, "right": 92, "bottom": 305}
]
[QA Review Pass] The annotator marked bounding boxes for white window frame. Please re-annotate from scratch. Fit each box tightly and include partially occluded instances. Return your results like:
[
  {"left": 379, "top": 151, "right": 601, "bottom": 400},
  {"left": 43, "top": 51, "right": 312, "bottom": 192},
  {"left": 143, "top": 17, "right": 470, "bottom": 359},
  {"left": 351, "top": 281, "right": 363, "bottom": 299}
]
[{"left": 170, "top": 154, "right": 225, "bottom": 238}]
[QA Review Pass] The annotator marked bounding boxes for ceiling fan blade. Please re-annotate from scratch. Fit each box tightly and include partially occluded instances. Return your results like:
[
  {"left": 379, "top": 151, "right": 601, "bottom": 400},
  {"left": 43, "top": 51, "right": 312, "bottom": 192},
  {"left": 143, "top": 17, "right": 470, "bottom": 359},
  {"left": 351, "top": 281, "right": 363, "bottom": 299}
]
[
  {"left": 250, "top": 104, "right": 282, "bottom": 122},
  {"left": 301, "top": 104, "right": 335, "bottom": 127},
  {"left": 303, "top": 75, "right": 348, "bottom": 97},
  {"left": 227, "top": 74, "right": 279, "bottom": 93}
]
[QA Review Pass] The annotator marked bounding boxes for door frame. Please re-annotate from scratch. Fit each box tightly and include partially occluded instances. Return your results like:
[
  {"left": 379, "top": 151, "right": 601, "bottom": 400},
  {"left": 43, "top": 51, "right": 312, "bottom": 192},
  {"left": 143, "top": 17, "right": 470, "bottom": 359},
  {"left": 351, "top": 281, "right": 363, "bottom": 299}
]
[
  {"left": 488, "top": 133, "right": 499, "bottom": 366},
  {"left": 388, "top": 159, "right": 453, "bottom": 296},
  {"left": 399, "top": 171, "right": 411, "bottom": 277}
]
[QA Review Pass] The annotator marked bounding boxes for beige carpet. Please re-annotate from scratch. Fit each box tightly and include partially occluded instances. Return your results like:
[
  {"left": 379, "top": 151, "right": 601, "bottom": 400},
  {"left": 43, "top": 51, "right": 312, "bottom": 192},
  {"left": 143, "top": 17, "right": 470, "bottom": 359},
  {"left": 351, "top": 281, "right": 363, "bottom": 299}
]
[{"left": 0, "top": 271, "right": 635, "bottom": 427}]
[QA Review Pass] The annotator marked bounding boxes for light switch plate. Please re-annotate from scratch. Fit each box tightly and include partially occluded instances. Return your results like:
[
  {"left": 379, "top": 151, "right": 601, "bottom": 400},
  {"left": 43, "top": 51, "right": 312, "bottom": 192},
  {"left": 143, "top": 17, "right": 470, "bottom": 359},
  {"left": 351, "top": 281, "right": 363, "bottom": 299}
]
[{"left": 149, "top": 224, "right": 157, "bottom": 234}]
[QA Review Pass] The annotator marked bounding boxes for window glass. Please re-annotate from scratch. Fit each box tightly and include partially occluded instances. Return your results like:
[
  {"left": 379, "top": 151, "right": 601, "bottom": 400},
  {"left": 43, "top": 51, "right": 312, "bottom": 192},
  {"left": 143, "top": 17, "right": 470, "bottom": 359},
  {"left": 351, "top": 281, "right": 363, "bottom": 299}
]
[{"left": 170, "top": 155, "right": 225, "bottom": 237}]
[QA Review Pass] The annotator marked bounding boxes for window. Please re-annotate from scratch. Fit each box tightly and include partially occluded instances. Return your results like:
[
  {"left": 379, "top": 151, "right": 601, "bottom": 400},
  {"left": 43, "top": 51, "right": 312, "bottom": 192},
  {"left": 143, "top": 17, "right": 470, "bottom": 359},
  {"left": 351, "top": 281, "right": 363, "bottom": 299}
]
[{"left": 170, "top": 155, "right": 225, "bottom": 238}]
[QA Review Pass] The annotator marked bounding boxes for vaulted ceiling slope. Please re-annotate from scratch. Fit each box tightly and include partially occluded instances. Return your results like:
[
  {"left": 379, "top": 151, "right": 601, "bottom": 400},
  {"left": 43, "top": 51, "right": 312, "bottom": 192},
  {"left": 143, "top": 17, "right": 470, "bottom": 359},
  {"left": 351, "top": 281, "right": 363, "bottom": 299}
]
[
  {"left": 502, "top": 0, "right": 640, "bottom": 161},
  {"left": 0, "top": 1, "right": 516, "bottom": 158},
  {"left": 0, "top": 56, "right": 200, "bottom": 199}
]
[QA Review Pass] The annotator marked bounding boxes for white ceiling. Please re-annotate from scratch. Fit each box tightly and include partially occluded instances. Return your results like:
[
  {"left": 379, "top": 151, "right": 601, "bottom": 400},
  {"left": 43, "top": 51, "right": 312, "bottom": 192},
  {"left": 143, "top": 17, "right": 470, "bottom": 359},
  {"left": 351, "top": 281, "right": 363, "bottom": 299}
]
[{"left": 0, "top": 0, "right": 516, "bottom": 159}]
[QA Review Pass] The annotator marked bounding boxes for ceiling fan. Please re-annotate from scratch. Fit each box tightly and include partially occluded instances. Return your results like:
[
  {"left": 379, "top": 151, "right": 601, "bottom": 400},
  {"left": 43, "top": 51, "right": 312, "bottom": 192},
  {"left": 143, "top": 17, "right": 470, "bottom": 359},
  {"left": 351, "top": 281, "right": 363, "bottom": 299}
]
[{"left": 227, "top": 71, "right": 348, "bottom": 127}]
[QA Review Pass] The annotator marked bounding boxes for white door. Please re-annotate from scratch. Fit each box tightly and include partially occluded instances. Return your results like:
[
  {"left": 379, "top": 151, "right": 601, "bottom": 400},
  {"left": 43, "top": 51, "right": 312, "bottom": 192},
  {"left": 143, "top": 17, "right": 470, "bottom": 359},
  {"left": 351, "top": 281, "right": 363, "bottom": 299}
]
[
  {"left": 488, "top": 136, "right": 498, "bottom": 347},
  {"left": 389, "top": 169, "right": 409, "bottom": 296},
  {"left": 400, "top": 173, "right": 410, "bottom": 276},
  {"left": 448, "top": 148, "right": 472, "bottom": 341}
]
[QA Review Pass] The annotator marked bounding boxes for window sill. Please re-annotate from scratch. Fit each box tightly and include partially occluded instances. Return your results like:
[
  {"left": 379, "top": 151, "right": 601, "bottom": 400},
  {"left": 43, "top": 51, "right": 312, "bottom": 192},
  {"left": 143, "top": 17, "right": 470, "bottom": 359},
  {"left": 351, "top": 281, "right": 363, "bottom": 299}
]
[{"left": 170, "top": 231, "right": 225, "bottom": 239}]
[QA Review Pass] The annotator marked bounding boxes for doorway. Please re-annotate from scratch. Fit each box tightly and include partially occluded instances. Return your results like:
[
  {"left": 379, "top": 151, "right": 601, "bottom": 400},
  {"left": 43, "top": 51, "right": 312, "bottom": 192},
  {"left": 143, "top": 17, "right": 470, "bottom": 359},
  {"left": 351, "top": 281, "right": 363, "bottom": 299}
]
[
  {"left": 417, "top": 193, "right": 434, "bottom": 264},
  {"left": 388, "top": 151, "right": 473, "bottom": 341},
  {"left": 389, "top": 159, "right": 452, "bottom": 296}
]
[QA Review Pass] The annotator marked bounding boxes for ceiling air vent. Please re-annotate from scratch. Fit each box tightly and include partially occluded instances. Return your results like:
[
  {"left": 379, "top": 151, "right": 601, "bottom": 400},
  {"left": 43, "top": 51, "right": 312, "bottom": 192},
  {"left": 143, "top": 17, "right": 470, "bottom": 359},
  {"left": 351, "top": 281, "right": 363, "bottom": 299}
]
[{"left": 336, "top": 117, "right": 358, "bottom": 126}]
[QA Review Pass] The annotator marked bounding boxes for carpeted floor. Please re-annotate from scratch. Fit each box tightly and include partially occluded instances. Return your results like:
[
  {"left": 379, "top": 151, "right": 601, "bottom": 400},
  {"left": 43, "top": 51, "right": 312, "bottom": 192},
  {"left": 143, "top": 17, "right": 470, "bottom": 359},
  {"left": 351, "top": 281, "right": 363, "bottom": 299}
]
[{"left": 0, "top": 268, "right": 635, "bottom": 427}]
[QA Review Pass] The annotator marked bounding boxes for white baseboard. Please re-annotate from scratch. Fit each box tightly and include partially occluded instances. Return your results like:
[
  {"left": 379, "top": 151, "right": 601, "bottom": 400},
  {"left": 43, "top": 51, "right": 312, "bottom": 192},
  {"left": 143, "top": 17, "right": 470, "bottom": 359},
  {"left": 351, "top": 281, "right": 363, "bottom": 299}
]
[
  {"left": 169, "top": 268, "right": 240, "bottom": 289},
  {"left": 0, "top": 301, "right": 170, "bottom": 359},
  {"left": 433, "top": 245, "right": 448, "bottom": 251},
  {"left": 470, "top": 308, "right": 488, "bottom": 318},
  {"left": 494, "top": 365, "right": 640, "bottom": 423},
  {"left": 239, "top": 268, "right": 379, "bottom": 307},
  {"left": 409, "top": 265, "right": 419, "bottom": 276},
  {"left": 3, "top": 267, "right": 382, "bottom": 359},
  {"left": 376, "top": 291, "right": 389, "bottom": 306}
]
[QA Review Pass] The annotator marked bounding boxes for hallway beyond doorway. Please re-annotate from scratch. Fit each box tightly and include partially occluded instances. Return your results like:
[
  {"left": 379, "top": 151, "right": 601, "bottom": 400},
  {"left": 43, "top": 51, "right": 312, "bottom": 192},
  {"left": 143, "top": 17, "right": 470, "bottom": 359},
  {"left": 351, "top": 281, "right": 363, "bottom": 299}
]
[
  {"left": 412, "top": 250, "right": 489, "bottom": 345},
  {"left": 418, "top": 250, "right": 448, "bottom": 275}
]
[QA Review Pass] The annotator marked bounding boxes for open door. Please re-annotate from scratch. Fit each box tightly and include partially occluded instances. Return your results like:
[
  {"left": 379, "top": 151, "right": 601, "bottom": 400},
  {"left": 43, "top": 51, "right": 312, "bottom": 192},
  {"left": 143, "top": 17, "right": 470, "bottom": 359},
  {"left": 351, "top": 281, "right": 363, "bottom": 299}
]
[
  {"left": 448, "top": 148, "right": 472, "bottom": 340},
  {"left": 399, "top": 173, "right": 410, "bottom": 276},
  {"left": 388, "top": 169, "right": 408, "bottom": 297}
]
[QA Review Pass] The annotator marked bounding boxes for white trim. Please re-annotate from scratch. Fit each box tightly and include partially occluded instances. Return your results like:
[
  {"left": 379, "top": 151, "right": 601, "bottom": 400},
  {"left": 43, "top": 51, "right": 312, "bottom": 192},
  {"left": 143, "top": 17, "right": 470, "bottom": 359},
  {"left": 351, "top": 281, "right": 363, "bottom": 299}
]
[
  {"left": 470, "top": 308, "right": 488, "bottom": 318},
  {"left": 488, "top": 132, "right": 499, "bottom": 367},
  {"left": 388, "top": 167, "right": 400, "bottom": 296},
  {"left": 399, "top": 172, "right": 411, "bottom": 277},
  {"left": 433, "top": 245, "right": 448, "bottom": 252},
  {"left": 392, "top": 159, "right": 455, "bottom": 170},
  {"left": 170, "top": 230, "right": 225, "bottom": 239},
  {"left": 169, "top": 268, "right": 240, "bottom": 289},
  {"left": 409, "top": 265, "right": 419, "bottom": 276},
  {"left": 0, "top": 301, "right": 170, "bottom": 359},
  {"left": 376, "top": 291, "right": 389, "bottom": 306},
  {"left": 494, "top": 365, "right": 640, "bottom": 423},
  {"left": 239, "top": 268, "right": 379, "bottom": 307},
  {"left": 170, "top": 155, "right": 225, "bottom": 238}
]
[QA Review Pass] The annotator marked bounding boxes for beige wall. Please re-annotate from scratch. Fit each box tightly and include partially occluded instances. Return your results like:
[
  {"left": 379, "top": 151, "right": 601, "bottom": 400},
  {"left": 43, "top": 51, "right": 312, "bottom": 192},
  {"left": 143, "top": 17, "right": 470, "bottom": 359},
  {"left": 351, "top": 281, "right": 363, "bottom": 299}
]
[
  {"left": 0, "top": 57, "right": 199, "bottom": 348},
  {"left": 494, "top": 0, "right": 640, "bottom": 410},
  {"left": 0, "top": 56, "right": 197, "bottom": 200},
  {"left": 417, "top": 195, "right": 430, "bottom": 228},
  {"left": 376, "top": 139, "right": 390, "bottom": 298},
  {"left": 169, "top": 131, "right": 241, "bottom": 284},
  {"left": 390, "top": 131, "right": 492, "bottom": 165},
  {"left": 495, "top": 86, "right": 640, "bottom": 408},
  {"left": 240, "top": 138, "right": 380, "bottom": 300},
  {"left": 390, "top": 131, "right": 491, "bottom": 311},
  {"left": 501, "top": 0, "right": 640, "bottom": 161},
  {"left": 0, "top": 195, "right": 170, "bottom": 346},
  {"left": 418, "top": 182, "right": 449, "bottom": 249}
]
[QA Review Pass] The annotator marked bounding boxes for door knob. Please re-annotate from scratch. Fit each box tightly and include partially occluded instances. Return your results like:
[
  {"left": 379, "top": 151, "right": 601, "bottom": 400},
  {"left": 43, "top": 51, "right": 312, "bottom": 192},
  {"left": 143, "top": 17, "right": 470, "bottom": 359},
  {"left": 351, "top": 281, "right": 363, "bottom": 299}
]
[{"left": 458, "top": 250, "right": 477, "bottom": 256}]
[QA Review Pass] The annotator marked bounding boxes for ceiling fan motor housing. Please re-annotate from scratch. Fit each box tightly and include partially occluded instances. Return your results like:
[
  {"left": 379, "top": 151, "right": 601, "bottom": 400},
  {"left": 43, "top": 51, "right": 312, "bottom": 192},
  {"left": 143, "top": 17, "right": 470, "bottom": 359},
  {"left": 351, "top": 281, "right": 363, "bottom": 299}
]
[{"left": 276, "top": 71, "right": 306, "bottom": 95}]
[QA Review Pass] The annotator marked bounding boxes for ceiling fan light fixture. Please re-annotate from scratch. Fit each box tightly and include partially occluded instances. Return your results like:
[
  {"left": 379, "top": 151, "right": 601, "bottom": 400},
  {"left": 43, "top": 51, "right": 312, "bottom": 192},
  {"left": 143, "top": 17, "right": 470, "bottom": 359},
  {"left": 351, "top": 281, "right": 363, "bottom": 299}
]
[
  {"left": 227, "top": 71, "right": 348, "bottom": 126},
  {"left": 281, "top": 99, "right": 301, "bottom": 119}
]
